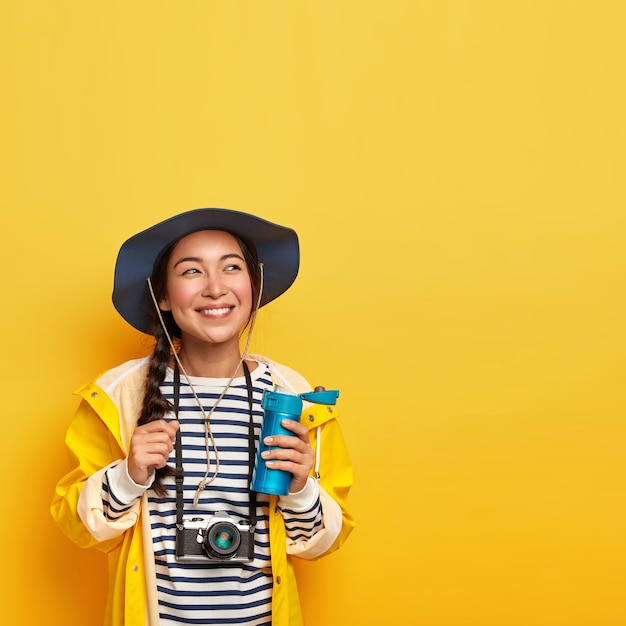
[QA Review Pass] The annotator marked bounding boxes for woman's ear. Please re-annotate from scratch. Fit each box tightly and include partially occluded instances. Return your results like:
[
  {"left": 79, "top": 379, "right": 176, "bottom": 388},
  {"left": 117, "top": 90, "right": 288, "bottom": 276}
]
[{"left": 159, "top": 296, "right": 171, "bottom": 311}]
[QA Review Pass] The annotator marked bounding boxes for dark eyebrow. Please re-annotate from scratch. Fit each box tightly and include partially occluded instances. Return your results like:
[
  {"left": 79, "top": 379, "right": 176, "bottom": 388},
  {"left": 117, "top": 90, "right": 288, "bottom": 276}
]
[{"left": 173, "top": 253, "right": 245, "bottom": 268}]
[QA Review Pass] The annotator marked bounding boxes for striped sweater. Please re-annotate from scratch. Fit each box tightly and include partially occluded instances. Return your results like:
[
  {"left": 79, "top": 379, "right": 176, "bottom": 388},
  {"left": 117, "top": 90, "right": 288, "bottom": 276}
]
[{"left": 102, "top": 362, "right": 323, "bottom": 625}]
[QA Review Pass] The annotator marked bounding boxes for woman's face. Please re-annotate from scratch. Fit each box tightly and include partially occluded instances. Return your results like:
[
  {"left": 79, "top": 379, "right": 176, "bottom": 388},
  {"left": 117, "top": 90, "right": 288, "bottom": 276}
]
[{"left": 159, "top": 230, "right": 253, "bottom": 350}]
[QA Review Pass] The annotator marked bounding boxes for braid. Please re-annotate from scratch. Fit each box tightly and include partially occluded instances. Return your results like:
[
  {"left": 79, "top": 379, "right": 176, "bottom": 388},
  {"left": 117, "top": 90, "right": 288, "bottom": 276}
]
[
  {"left": 139, "top": 321, "right": 177, "bottom": 496},
  {"left": 138, "top": 323, "right": 172, "bottom": 426}
]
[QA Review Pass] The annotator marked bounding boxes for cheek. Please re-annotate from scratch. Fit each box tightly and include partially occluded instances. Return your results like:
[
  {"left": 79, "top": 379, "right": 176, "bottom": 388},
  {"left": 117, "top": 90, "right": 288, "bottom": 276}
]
[
  {"left": 236, "top": 278, "right": 254, "bottom": 304},
  {"left": 230, "top": 278, "right": 254, "bottom": 315},
  {"left": 165, "top": 283, "right": 195, "bottom": 309}
]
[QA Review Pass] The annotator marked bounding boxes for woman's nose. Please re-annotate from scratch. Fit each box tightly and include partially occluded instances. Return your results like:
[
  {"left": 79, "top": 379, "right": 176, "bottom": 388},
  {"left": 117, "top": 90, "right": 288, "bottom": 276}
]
[{"left": 202, "top": 275, "right": 227, "bottom": 298}]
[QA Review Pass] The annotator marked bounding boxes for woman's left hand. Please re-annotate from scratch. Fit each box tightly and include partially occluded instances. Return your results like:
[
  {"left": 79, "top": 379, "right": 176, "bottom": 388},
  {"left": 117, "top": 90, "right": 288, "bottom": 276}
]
[{"left": 261, "top": 419, "right": 314, "bottom": 494}]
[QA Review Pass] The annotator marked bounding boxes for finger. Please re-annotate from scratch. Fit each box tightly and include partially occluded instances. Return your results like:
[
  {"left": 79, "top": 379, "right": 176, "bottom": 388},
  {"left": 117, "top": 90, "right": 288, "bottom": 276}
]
[
  {"left": 262, "top": 447, "right": 302, "bottom": 463},
  {"left": 279, "top": 419, "right": 308, "bottom": 438},
  {"left": 136, "top": 420, "right": 179, "bottom": 441},
  {"left": 262, "top": 445, "right": 314, "bottom": 472},
  {"left": 133, "top": 434, "right": 174, "bottom": 453},
  {"left": 149, "top": 452, "right": 171, "bottom": 469},
  {"left": 264, "top": 457, "right": 313, "bottom": 483},
  {"left": 263, "top": 436, "right": 304, "bottom": 453}
]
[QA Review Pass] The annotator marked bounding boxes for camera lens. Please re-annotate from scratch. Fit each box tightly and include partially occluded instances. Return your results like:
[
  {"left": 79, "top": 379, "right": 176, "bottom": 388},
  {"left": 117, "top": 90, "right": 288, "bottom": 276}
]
[
  {"left": 215, "top": 529, "right": 234, "bottom": 549},
  {"left": 204, "top": 521, "right": 242, "bottom": 559}
]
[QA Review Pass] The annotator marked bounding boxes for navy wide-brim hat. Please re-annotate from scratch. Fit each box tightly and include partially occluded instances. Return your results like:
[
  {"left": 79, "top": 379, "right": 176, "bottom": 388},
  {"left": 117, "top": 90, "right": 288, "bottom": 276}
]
[{"left": 113, "top": 208, "right": 300, "bottom": 334}]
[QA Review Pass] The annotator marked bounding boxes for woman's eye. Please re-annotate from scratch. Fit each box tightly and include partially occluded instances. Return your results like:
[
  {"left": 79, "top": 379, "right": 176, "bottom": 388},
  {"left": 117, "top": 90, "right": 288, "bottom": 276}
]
[
  {"left": 181, "top": 267, "right": 200, "bottom": 275},
  {"left": 225, "top": 264, "right": 242, "bottom": 272}
]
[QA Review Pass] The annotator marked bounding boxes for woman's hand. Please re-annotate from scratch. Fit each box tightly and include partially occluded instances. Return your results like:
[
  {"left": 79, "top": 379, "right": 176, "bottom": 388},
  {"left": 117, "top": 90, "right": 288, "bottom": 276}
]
[
  {"left": 128, "top": 420, "right": 180, "bottom": 486},
  {"left": 261, "top": 419, "right": 315, "bottom": 494}
]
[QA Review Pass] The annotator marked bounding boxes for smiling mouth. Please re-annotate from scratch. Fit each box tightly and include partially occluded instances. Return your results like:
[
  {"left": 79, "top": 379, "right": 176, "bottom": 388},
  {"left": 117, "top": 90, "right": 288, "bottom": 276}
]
[{"left": 198, "top": 307, "right": 233, "bottom": 317}]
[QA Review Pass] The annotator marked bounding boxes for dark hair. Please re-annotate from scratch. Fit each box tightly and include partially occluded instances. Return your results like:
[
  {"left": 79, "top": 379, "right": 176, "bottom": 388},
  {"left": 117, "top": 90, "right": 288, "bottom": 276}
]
[{"left": 137, "top": 230, "right": 261, "bottom": 496}]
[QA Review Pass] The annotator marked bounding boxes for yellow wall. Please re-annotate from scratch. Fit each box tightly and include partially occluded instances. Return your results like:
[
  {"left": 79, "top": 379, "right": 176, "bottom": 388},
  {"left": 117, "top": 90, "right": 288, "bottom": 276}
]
[{"left": 2, "top": 2, "right": 625, "bottom": 624}]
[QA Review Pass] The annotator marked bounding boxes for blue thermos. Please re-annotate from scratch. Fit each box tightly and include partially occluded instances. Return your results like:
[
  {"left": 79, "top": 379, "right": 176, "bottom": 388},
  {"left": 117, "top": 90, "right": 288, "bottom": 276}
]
[{"left": 251, "top": 384, "right": 340, "bottom": 496}]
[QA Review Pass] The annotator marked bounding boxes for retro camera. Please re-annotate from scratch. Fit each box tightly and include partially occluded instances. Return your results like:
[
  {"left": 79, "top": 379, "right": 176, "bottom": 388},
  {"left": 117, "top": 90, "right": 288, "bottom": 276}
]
[{"left": 176, "top": 512, "right": 254, "bottom": 563}]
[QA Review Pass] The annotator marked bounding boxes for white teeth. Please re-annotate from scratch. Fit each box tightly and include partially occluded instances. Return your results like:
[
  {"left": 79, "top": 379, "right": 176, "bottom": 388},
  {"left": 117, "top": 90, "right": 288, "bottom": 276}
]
[{"left": 200, "top": 307, "right": 231, "bottom": 316}]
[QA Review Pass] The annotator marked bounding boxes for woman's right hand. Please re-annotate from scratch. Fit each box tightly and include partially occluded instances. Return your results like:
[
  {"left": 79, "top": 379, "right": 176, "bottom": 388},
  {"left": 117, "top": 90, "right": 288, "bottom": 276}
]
[{"left": 127, "top": 420, "right": 180, "bottom": 486}]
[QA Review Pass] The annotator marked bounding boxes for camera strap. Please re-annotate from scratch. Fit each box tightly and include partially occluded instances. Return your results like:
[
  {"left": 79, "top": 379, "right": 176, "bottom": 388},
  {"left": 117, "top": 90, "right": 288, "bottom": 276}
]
[{"left": 173, "top": 361, "right": 257, "bottom": 532}]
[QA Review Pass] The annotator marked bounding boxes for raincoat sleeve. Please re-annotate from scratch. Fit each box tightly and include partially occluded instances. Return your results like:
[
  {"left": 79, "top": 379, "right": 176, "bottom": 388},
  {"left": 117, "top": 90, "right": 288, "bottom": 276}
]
[
  {"left": 51, "top": 393, "right": 140, "bottom": 553},
  {"left": 285, "top": 401, "right": 355, "bottom": 560}
]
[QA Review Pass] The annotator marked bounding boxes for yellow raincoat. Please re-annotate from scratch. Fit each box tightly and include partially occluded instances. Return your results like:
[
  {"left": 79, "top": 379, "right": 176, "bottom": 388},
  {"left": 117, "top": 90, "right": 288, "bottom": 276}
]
[{"left": 51, "top": 356, "right": 354, "bottom": 626}]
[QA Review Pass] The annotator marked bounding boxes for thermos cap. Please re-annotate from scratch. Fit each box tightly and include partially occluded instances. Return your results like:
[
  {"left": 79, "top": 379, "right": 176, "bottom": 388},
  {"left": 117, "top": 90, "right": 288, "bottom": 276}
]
[
  {"left": 300, "top": 389, "right": 340, "bottom": 405},
  {"left": 261, "top": 387, "right": 340, "bottom": 413}
]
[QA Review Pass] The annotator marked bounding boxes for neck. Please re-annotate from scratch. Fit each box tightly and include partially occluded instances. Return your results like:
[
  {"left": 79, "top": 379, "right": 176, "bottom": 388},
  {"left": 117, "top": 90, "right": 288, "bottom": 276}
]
[{"left": 177, "top": 341, "right": 244, "bottom": 378}]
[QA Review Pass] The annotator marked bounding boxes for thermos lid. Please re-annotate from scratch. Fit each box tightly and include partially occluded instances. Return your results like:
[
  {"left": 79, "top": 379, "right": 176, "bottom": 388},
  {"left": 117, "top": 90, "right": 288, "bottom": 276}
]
[
  {"left": 262, "top": 386, "right": 340, "bottom": 410},
  {"left": 300, "top": 389, "right": 340, "bottom": 405}
]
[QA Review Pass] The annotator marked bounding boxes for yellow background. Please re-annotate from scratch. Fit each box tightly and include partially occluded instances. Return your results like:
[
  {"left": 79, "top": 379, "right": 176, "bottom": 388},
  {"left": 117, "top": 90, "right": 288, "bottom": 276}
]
[{"left": 2, "top": 1, "right": 625, "bottom": 624}]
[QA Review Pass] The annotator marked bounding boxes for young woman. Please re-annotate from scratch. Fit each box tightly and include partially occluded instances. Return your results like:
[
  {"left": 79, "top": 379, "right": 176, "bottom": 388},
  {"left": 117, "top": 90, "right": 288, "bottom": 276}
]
[{"left": 51, "top": 208, "right": 354, "bottom": 626}]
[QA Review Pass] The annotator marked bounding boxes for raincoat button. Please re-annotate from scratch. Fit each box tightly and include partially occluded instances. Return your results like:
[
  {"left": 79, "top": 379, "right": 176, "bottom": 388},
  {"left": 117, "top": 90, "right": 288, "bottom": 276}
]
[
  {"left": 276, "top": 576, "right": 282, "bottom": 584},
  {"left": 91, "top": 392, "right": 98, "bottom": 398},
  {"left": 307, "top": 414, "right": 314, "bottom": 422},
  {"left": 132, "top": 565, "right": 139, "bottom": 572}
]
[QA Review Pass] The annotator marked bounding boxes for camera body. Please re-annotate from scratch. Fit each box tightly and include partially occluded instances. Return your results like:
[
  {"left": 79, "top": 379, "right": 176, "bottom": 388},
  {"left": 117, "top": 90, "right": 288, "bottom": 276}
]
[{"left": 175, "top": 512, "right": 254, "bottom": 563}]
